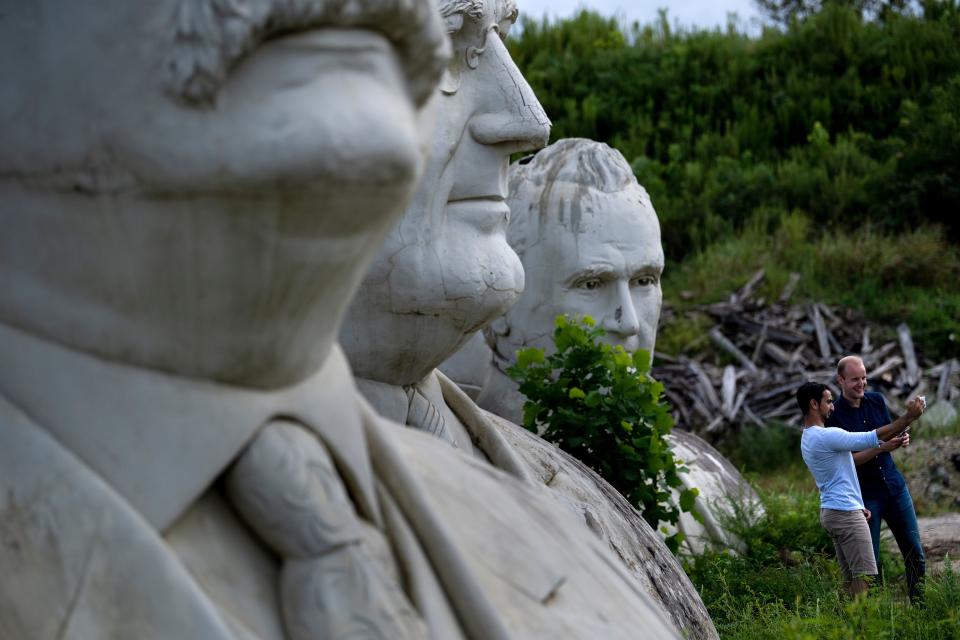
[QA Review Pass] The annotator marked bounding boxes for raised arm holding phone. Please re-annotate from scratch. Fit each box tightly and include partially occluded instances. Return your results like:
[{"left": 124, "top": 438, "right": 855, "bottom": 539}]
[
  {"left": 826, "top": 355, "right": 926, "bottom": 601},
  {"left": 797, "top": 381, "right": 917, "bottom": 597}
]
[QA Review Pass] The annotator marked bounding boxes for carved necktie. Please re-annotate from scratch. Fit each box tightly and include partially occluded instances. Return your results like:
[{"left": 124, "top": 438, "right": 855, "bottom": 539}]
[{"left": 226, "top": 419, "right": 426, "bottom": 640}]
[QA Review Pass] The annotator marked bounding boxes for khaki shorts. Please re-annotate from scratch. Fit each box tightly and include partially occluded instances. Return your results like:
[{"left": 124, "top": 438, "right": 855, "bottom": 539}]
[{"left": 820, "top": 508, "right": 878, "bottom": 580}]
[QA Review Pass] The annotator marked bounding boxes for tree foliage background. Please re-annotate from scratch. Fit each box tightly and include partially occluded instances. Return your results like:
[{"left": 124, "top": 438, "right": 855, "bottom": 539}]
[{"left": 508, "top": 1, "right": 960, "bottom": 358}]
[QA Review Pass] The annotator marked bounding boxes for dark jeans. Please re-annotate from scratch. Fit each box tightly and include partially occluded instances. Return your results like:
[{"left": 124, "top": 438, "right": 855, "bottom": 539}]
[{"left": 863, "top": 489, "right": 925, "bottom": 600}]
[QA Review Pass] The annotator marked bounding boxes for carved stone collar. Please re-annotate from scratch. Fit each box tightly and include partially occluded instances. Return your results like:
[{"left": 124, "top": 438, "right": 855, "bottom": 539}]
[{"left": 0, "top": 322, "right": 378, "bottom": 532}]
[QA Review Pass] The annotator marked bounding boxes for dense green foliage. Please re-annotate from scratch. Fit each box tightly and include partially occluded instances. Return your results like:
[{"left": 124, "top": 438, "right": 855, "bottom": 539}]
[
  {"left": 509, "top": 3, "right": 960, "bottom": 358},
  {"left": 755, "top": 0, "right": 915, "bottom": 26},
  {"left": 685, "top": 478, "right": 960, "bottom": 639},
  {"left": 507, "top": 316, "right": 697, "bottom": 553}
]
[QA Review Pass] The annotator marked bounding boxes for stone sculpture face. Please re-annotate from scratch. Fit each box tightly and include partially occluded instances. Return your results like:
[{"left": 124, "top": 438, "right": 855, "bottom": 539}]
[
  {"left": 340, "top": 0, "right": 551, "bottom": 386},
  {"left": 493, "top": 139, "right": 664, "bottom": 361},
  {"left": 0, "top": 0, "right": 447, "bottom": 388}
]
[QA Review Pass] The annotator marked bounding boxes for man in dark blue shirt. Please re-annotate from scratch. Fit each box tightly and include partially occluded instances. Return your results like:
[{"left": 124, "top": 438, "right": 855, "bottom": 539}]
[{"left": 826, "top": 355, "right": 926, "bottom": 600}]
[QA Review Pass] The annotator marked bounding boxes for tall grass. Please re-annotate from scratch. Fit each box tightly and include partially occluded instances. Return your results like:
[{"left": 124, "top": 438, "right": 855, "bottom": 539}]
[
  {"left": 684, "top": 478, "right": 960, "bottom": 639},
  {"left": 694, "top": 566, "right": 960, "bottom": 639}
]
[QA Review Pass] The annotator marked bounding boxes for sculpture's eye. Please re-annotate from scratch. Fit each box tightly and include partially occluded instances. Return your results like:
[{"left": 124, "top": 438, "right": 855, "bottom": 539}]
[
  {"left": 630, "top": 275, "right": 658, "bottom": 288},
  {"left": 498, "top": 9, "right": 518, "bottom": 40},
  {"left": 443, "top": 12, "right": 465, "bottom": 34},
  {"left": 500, "top": 1, "right": 519, "bottom": 38},
  {"left": 577, "top": 279, "right": 603, "bottom": 291}
]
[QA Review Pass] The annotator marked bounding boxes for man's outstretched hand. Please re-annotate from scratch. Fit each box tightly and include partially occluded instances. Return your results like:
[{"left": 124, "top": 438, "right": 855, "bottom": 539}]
[
  {"left": 879, "top": 433, "right": 910, "bottom": 452},
  {"left": 905, "top": 396, "right": 926, "bottom": 421}
]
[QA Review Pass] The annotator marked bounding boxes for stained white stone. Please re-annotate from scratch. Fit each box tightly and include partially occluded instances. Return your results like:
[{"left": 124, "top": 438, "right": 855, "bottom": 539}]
[
  {"left": 472, "top": 138, "right": 663, "bottom": 424},
  {"left": 340, "top": 20, "right": 716, "bottom": 640},
  {"left": 441, "top": 139, "right": 760, "bottom": 557},
  {"left": 0, "top": 1, "right": 695, "bottom": 638},
  {"left": 665, "top": 429, "right": 763, "bottom": 555}
]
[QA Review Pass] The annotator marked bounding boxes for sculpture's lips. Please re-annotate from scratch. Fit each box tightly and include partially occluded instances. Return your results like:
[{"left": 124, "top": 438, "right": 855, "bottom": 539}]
[
  {"left": 448, "top": 195, "right": 506, "bottom": 203},
  {"left": 165, "top": 0, "right": 449, "bottom": 109},
  {"left": 446, "top": 197, "right": 509, "bottom": 232}
]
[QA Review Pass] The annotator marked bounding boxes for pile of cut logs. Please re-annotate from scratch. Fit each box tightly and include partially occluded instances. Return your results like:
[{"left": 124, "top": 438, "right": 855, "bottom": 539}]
[{"left": 653, "top": 269, "right": 959, "bottom": 437}]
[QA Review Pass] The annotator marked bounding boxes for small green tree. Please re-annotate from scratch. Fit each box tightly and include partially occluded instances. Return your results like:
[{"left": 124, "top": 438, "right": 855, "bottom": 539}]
[{"left": 508, "top": 315, "right": 698, "bottom": 553}]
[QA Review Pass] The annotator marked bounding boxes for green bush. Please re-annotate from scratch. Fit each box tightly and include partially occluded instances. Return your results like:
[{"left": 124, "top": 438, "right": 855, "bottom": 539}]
[{"left": 507, "top": 315, "right": 697, "bottom": 553}]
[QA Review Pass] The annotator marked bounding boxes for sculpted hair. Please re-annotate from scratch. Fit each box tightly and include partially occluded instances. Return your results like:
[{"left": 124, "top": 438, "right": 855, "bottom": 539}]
[
  {"left": 166, "top": 0, "right": 448, "bottom": 107},
  {"left": 796, "top": 381, "right": 828, "bottom": 417},
  {"left": 511, "top": 138, "right": 636, "bottom": 194},
  {"left": 506, "top": 138, "right": 652, "bottom": 259},
  {"left": 438, "top": 0, "right": 484, "bottom": 20}
]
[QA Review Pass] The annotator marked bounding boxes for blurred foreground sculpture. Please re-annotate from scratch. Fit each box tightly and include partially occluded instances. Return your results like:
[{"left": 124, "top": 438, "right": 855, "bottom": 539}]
[
  {"left": 0, "top": 1, "right": 686, "bottom": 638},
  {"left": 340, "top": 9, "right": 717, "bottom": 638}
]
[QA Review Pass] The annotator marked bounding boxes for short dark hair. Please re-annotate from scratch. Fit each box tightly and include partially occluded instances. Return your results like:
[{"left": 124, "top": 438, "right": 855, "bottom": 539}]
[{"left": 796, "top": 381, "right": 829, "bottom": 417}]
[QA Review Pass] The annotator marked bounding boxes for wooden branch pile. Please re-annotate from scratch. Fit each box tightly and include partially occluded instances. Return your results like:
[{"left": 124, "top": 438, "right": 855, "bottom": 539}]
[{"left": 653, "top": 269, "right": 960, "bottom": 437}]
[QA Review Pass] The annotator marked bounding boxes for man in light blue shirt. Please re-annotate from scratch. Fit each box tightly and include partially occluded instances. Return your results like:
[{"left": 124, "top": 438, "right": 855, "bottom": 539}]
[{"left": 797, "top": 381, "right": 907, "bottom": 596}]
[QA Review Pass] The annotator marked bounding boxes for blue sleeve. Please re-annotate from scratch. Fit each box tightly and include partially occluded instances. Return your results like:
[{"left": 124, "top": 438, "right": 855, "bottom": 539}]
[{"left": 820, "top": 427, "right": 880, "bottom": 452}]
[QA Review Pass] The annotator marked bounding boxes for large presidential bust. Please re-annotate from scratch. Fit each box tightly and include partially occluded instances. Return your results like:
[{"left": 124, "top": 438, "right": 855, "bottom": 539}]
[
  {"left": 477, "top": 138, "right": 664, "bottom": 422},
  {"left": 0, "top": 1, "right": 690, "bottom": 638},
  {"left": 441, "top": 138, "right": 760, "bottom": 556},
  {"left": 340, "top": 0, "right": 547, "bottom": 392},
  {"left": 338, "top": 6, "right": 717, "bottom": 638}
]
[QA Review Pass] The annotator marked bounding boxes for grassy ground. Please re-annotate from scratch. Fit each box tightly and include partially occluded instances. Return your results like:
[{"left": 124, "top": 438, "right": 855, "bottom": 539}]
[{"left": 684, "top": 475, "right": 960, "bottom": 639}]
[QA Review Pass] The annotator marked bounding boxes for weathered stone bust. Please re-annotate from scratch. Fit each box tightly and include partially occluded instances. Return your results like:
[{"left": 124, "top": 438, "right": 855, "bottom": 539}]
[
  {"left": 339, "top": 9, "right": 717, "bottom": 639},
  {"left": 340, "top": 0, "right": 553, "bottom": 456},
  {"left": 474, "top": 138, "right": 664, "bottom": 422},
  {"left": 340, "top": 0, "right": 545, "bottom": 390},
  {"left": 1, "top": 0, "right": 447, "bottom": 390},
  {"left": 0, "top": 1, "right": 687, "bottom": 638},
  {"left": 446, "top": 138, "right": 760, "bottom": 556}
]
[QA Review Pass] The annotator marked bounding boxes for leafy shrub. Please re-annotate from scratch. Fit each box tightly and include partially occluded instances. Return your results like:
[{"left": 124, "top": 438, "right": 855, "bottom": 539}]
[{"left": 507, "top": 315, "right": 697, "bottom": 553}]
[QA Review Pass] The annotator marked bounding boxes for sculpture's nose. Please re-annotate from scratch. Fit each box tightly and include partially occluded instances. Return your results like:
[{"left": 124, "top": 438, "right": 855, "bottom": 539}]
[
  {"left": 603, "top": 282, "right": 641, "bottom": 338},
  {"left": 468, "top": 35, "right": 550, "bottom": 153}
]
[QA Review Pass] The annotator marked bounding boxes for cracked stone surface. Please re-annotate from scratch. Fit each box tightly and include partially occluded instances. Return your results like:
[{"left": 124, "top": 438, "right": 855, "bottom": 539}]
[
  {"left": 1, "top": 1, "right": 692, "bottom": 638},
  {"left": 347, "top": 97, "right": 717, "bottom": 638}
]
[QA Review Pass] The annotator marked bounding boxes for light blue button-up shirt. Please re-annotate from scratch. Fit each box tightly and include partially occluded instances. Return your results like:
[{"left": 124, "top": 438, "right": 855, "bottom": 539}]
[{"left": 801, "top": 426, "right": 881, "bottom": 511}]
